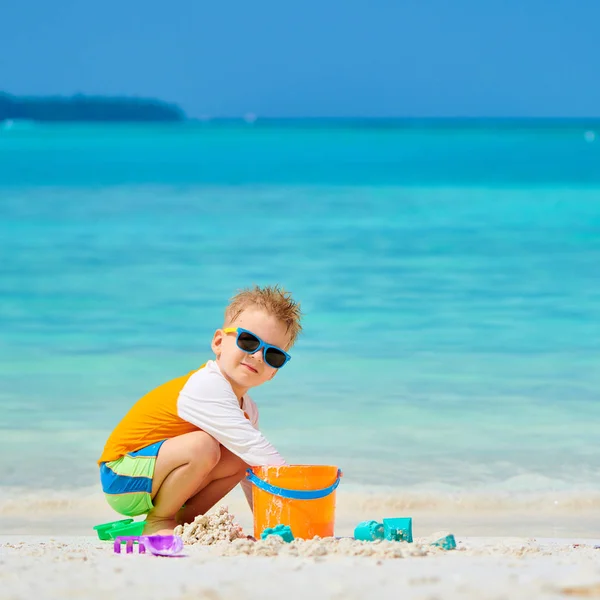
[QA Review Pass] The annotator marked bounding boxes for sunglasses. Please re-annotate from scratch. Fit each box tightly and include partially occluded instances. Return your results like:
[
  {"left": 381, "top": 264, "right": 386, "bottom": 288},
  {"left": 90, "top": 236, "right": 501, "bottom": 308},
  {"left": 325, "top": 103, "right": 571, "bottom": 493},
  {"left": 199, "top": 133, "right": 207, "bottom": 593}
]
[{"left": 223, "top": 327, "right": 291, "bottom": 369}]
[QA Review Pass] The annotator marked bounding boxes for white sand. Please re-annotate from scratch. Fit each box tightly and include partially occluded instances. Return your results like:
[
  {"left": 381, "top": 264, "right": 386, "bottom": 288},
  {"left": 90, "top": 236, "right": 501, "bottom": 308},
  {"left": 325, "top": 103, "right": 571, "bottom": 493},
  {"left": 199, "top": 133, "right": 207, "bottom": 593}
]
[
  {"left": 2, "top": 489, "right": 600, "bottom": 599},
  {"left": 2, "top": 534, "right": 600, "bottom": 599},
  {"left": 0, "top": 535, "right": 600, "bottom": 600}
]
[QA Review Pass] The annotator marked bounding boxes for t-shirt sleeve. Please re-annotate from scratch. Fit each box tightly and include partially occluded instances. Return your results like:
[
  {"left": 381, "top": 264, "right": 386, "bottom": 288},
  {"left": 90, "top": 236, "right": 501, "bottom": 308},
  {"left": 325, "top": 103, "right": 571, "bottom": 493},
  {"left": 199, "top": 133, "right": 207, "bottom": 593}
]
[
  {"left": 176, "top": 367, "right": 285, "bottom": 467},
  {"left": 244, "top": 395, "right": 260, "bottom": 429}
]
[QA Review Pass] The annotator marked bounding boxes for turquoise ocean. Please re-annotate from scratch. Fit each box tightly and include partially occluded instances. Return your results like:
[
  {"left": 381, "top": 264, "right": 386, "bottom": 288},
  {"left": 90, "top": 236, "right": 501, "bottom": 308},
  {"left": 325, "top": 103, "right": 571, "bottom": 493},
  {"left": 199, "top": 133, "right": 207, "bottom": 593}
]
[{"left": 1, "top": 121, "right": 599, "bottom": 520}]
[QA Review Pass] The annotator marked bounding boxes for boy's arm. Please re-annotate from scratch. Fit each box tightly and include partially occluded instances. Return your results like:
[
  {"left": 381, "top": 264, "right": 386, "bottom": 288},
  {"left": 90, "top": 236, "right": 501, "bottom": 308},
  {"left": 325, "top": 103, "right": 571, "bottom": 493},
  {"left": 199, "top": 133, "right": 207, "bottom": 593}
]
[
  {"left": 239, "top": 397, "right": 260, "bottom": 510},
  {"left": 176, "top": 367, "right": 285, "bottom": 467}
]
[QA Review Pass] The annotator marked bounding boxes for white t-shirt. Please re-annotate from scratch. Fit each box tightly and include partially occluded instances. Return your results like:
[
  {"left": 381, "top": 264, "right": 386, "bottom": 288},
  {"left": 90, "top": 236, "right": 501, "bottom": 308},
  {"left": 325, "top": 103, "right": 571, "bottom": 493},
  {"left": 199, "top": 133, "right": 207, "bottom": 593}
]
[{"left": 177, "top": 360, "right": 285, "bottom": 466}]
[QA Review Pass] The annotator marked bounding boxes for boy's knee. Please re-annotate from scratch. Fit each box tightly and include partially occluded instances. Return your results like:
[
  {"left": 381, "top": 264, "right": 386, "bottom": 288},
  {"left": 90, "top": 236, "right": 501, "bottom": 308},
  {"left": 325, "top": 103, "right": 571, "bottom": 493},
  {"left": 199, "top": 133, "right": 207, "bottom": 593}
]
[
  {"left": 235, "top": 456, "right": 249, "bottom": 475},
  {"left": 232, "top": 456, "right": 250, "bottom": 481},
  {"left": 185, "top": 432, "right": 221, "bottom": 469},
  {"left": 236, "top": 465, "right": 248, "bottom": 481}
]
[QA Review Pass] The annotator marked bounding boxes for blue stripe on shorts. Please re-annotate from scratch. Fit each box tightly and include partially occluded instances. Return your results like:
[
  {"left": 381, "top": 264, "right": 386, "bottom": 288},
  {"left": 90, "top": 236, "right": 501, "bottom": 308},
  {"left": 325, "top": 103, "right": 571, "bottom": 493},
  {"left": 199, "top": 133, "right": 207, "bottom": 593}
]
[
  {"left": 100, "top": 465, "right": 152, "bottom": 494},
  {"left": 128, "top": 440, "right": 166, "bottom": 458},
  {"left": 99, "top": 440, "right": 166, "bottom": 495}
]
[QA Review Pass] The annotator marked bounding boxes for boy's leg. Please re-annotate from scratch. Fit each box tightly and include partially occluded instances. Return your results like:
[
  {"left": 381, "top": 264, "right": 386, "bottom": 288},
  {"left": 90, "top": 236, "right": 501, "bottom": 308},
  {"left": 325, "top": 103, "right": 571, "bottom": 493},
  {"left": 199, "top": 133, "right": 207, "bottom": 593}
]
[
  {"left": 176, "top": 445, "right": 248, "bottom": 525},
  {"left": 144, "top": 430, "right": 222, "bottom": 534},
  {"left": 143, "top": 431, "right": 248, "bottom": 535}
]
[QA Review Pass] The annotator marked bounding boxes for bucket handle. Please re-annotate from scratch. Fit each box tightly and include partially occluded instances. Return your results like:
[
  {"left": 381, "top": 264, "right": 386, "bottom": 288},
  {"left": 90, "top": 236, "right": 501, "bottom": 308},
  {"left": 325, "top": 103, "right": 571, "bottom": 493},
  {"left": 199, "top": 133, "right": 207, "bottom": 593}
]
[{"left": 245, "top": 468, "right": 342, "bottom": 500}]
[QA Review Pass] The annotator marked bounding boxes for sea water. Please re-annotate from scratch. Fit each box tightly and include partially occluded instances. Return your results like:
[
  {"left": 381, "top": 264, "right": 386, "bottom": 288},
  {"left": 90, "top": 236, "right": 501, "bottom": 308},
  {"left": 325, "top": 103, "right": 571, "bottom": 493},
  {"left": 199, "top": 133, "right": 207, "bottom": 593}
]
[{"left": 1, "top": 121, "right": 599, "bottom": 519}]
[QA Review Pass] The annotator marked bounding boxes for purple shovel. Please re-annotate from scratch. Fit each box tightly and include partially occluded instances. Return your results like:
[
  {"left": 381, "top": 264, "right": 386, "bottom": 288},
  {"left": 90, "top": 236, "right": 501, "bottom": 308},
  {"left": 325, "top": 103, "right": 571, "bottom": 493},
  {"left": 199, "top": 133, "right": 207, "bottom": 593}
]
[
  {"left": 142, "top": 535, "right": 185, "bottom": 557},
  {"left": 113, "top": 535, "right": 184, "bottom": 557}
]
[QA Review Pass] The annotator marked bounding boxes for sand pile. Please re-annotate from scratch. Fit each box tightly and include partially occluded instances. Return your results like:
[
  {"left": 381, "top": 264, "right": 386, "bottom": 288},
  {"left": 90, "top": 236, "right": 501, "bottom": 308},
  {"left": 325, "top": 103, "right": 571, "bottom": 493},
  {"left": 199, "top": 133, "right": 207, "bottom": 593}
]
[
  {"left": 173, "top": 506, "right": 578, "bottom": 560},
  {"left": 174, "top": 505, "right": 246, "bottom": 545},
  {"left": 218, "top": 534, "right": 446, "bottom": 558},
  {"left": 174, "top": 506, "right": 466, "bottom": 559}
]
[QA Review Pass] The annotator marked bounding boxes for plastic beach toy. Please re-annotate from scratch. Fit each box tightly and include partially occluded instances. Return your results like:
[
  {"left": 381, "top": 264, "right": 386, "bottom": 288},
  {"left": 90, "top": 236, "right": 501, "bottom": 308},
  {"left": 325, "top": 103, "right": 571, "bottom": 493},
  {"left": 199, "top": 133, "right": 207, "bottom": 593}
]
[
  {"left": 353, "top": 518, "right": 414, "bottom": 542},
  {"left": 383, "top": 518, "right": 413, "bottom": 542},
  {"left": 246, "top": 465, "right": 342, "bottom": 539},
  {"left": 93, "top": 519, "right": 145, "bottom": 540},
  {"left": 143, "top": 535, "right": 185, "bottom": 556},
  {"left": 113, "top": 535, "right": 184, "bottom": 556},
  {"left": 430, "top": 534, "right": 456, "bottom": 550},
  {"left": 261, "top": 524, "right": 294, "bottom": 543},
  {"left": 93, "top": 519, "right": 134, "bottom": 541},
  {"left": 108, "top": 520, "right": 145, "bottom": 539},
  {"left": 353, "top": 520, "right": 384, "bottom": 541},
  {"left": 114, "top": 536, "right": 146, "bottom": 554}
]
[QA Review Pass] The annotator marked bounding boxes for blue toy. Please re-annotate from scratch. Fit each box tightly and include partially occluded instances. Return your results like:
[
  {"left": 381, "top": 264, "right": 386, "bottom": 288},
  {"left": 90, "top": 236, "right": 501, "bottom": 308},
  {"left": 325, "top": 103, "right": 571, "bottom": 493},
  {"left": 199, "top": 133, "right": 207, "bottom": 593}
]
[
  {"left": 261, "top": 524, "right": 294, "bottom": 543},
  {"left": 431, "top": 534, "right": 456, "bottom": 550},
  {"left": 353, "top": 520, "right": 385, "bottom": 541},
  {"left": 383, "top": 518, "right": 413, "bottom": 542}
]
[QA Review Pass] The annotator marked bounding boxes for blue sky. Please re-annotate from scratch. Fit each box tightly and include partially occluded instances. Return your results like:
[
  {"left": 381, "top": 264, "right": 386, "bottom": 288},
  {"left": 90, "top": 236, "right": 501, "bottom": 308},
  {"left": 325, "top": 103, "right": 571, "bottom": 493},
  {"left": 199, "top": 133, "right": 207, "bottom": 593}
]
[{"left": 2, "top": 0, "right": 599, "bottom": 118}]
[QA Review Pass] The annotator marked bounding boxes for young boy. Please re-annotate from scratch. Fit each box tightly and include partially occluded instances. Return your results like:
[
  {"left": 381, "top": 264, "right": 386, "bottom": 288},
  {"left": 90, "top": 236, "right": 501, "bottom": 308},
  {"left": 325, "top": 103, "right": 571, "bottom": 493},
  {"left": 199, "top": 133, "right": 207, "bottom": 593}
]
[{"left": 98, "top": 285, "right": 302, "bottom": 535}]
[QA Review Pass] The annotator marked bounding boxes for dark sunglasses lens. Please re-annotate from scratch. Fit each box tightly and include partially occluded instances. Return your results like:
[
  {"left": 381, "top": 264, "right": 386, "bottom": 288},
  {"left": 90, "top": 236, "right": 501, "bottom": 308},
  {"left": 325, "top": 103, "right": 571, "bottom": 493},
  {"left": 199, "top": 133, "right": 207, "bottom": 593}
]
[
  {"left": 237, "top": 332, "right": 260, "bottom": 352},
  {"left": 265, "top": 348, "right": 287, "bottom": 368}
]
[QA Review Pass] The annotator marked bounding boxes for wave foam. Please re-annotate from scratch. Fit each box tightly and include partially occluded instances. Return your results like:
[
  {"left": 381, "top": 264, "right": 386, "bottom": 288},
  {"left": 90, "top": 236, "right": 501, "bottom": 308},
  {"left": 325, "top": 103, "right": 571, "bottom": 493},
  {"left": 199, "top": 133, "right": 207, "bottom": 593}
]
[{"left": 2, "top": 485, "right": 600, "bottom": 520}]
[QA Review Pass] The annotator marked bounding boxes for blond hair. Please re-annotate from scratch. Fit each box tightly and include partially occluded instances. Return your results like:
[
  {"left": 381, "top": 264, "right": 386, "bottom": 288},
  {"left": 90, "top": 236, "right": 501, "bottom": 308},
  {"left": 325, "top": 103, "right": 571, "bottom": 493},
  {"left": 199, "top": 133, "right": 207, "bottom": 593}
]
[{"left": 225, "top": 285, "right": 303, "bottom": 347}]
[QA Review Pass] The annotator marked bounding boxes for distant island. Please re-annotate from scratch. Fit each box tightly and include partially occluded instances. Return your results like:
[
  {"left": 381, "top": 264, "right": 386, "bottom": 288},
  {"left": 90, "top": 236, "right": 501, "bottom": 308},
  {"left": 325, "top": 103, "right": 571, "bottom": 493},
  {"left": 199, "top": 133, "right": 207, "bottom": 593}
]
[{"left": 0, "top": 92, "right": 186, "bottom": 122}]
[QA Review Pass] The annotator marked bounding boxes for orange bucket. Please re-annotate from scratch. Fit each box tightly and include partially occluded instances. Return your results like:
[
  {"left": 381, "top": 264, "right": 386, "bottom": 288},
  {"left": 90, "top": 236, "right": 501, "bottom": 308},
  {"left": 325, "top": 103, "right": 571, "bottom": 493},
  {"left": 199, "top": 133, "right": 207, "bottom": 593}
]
[{"left": 247, "top": 465, "right": 342, "bottom": 540}]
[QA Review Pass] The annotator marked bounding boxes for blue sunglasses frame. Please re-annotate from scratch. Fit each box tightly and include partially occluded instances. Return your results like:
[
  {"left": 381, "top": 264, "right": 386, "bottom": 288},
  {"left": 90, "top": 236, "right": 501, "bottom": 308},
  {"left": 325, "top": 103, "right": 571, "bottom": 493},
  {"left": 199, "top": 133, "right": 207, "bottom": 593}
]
[{"left": 223, "top": 327, "right": 291, "bottom": 369}]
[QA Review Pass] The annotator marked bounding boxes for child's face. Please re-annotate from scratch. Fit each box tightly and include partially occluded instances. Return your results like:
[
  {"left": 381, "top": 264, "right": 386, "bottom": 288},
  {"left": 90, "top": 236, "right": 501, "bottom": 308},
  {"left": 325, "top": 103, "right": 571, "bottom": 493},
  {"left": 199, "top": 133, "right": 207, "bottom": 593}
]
[{"left": 212, "top": 307, "right": 292, "bottom": 395}]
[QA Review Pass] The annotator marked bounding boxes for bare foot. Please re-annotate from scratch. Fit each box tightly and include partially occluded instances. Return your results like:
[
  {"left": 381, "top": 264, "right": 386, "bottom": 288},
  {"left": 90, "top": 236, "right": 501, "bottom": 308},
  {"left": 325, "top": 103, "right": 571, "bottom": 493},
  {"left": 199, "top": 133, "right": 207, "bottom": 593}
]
[{"left": 143, "top": 516, "right": 178, "bottom": 536}]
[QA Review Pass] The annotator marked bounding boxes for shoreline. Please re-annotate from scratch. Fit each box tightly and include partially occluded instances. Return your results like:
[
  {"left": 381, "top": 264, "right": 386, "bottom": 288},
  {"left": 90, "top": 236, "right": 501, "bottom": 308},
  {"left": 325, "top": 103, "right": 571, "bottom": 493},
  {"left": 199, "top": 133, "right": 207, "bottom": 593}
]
[
  {"left": 3, "top": 511, "right": 599, "bottom": 540},
  {"left": 3, "top": 513, "right": 599, "bottom": 539},
  {"left": 3, "top": 485, "right": 600, "bottom": 538}
]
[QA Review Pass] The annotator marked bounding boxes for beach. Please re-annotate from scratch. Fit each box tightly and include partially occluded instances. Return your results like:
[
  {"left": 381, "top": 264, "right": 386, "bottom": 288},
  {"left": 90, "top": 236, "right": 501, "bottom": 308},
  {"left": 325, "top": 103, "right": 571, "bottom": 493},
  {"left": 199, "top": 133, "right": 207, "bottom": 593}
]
[
  {"left": 3, "top": 533, "right": 600, "bottom": 599},
  {"left": 2, "top": 122, "right": 599, "bottom": 598},
  {"left": 2, "top": 487, "right": 600, "bottom": 599}
]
